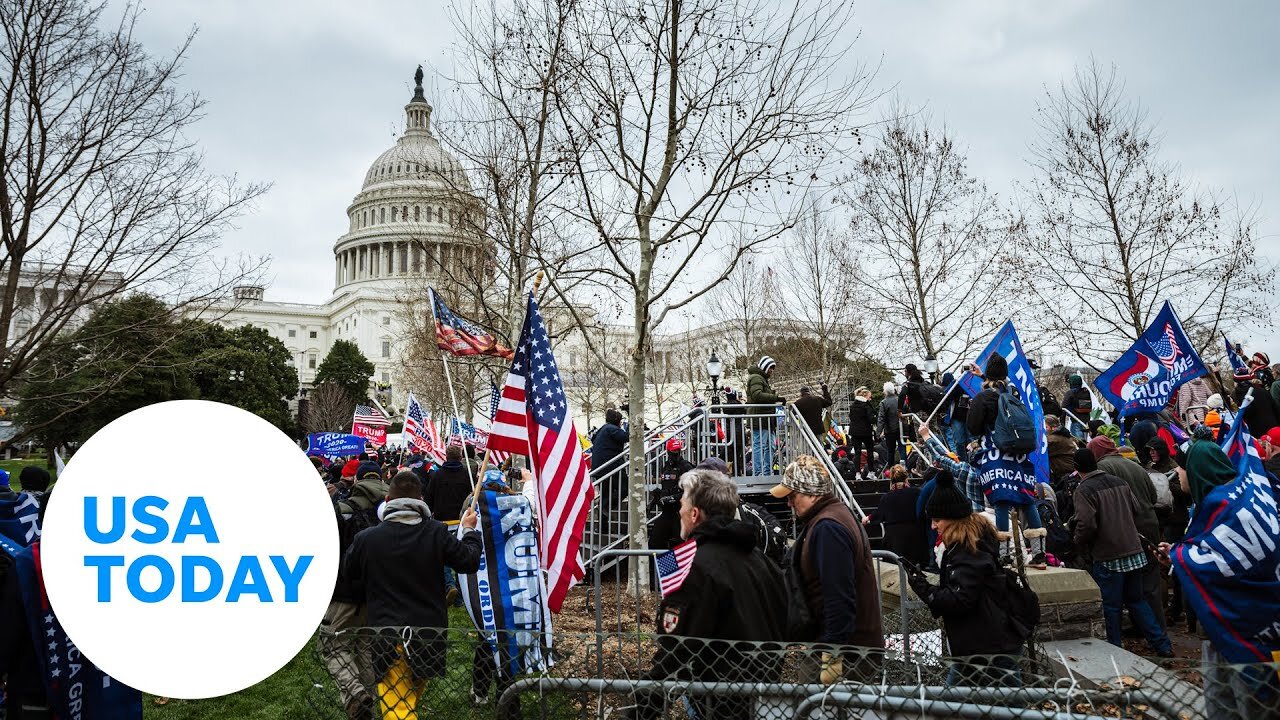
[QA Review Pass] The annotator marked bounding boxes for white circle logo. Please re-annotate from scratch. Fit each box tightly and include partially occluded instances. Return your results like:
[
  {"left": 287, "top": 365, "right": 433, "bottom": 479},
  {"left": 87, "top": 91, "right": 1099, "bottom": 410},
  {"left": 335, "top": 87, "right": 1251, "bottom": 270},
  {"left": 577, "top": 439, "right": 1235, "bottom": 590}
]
[{"left": 41, "top": 400, "right": 339, "bottom": 699}]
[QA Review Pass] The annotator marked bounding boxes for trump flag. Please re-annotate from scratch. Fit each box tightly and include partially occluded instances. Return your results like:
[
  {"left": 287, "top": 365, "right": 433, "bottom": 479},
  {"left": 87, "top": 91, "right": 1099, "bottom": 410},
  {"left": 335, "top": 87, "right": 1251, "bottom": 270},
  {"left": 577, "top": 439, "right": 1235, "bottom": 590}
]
[
  {"left": 1094, "top": 301, "right": 1207, "bottom": 418},
  {"left": 1171, "top": 392, "right": 1280, "bottom": 664}
]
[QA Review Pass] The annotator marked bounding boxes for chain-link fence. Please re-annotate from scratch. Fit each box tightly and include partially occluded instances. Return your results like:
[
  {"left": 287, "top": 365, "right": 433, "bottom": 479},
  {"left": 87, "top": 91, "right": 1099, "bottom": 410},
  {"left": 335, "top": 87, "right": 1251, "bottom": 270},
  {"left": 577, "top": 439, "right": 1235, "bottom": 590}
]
[{"left": 307, "top": 624, "right": 1279, "bottom": 719}]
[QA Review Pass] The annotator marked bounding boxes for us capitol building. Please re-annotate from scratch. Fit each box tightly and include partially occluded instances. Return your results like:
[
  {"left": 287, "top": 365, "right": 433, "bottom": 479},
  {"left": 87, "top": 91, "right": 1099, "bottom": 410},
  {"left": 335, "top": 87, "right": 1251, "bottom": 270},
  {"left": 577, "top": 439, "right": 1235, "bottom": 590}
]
[{"left": 211, "top": 69, "right": 819, "bottom": 425}]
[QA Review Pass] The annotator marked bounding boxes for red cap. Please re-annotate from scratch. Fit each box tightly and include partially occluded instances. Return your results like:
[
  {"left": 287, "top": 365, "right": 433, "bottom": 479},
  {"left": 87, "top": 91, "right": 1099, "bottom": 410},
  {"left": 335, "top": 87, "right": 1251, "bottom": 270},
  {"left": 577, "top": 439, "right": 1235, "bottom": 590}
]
[
  {"left": 665, "top": 437, "right": 684, "bottom": 452},
  {"left": 1261, "top": 428, "right": 1280, "bottom": 448},
  {"left": 342, "top": 459, "right": 360, "bottom": 478}
]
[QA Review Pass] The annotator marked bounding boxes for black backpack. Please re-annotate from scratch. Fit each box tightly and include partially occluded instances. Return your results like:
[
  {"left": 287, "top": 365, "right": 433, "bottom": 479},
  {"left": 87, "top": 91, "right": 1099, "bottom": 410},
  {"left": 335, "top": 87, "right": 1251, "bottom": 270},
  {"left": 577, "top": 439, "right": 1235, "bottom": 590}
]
[
  {"left": 919, "top": 383, "right": 945, "bottom": 414},
  {"left": 337, "top": 502, "right": 379, "bottom": 551},
  {"left": 739, "top": 501, "right": 787, "bottom": 565},
  {"left": 997, "top": 567, "right": 1041, "bottom": 641},
  {"left": 993, "top": 386, "right": 1037, "bottom": 454},
  {"left": 1038, "top": 385, "right": 1062, "bottom": 419},
  {"left": 1038, "top": 500, "right": 1074, "bottom": 563}
]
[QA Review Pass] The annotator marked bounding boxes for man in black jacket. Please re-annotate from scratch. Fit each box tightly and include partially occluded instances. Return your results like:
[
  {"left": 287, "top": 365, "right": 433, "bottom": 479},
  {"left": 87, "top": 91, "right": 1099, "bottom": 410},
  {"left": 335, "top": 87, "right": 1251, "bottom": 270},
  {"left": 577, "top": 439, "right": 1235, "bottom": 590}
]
[
  {"left": 633, "top": 469, "right": 786, "bottom": 720},
  {"left": 344, "top": 472, "right": 481, "bottom": 718},
  {"left": 793, "top": 385, "right": 833, "bottom": 443},
  {"left": 592, "top": 408, "right": 630, "bottom": 540},
  {"left": 425, "top": 445, "right": 475, "bottom": 524}
]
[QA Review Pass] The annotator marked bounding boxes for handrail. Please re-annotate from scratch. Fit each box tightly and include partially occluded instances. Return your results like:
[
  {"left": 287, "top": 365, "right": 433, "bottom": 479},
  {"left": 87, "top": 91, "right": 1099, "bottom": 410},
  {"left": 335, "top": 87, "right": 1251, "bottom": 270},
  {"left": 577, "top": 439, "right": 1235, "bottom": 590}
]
[{"left": 784, "top": 403, "right": 865, "bottom": 520}]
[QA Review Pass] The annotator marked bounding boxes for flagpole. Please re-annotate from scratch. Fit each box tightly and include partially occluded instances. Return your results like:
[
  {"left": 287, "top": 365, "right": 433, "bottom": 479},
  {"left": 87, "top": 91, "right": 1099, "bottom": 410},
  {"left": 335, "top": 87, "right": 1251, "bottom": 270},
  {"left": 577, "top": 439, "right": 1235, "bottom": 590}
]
[
  {"left": 470, "top": 270, "right": 545, "bottom": 503},
  {"left": 439, "top": 352, "right": 476, "bottom": 489}
]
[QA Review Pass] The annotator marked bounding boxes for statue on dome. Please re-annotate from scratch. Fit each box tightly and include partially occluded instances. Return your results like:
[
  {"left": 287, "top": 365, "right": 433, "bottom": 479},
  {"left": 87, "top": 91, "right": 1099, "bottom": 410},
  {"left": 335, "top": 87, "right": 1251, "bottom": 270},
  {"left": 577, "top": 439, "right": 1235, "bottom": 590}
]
[{"left": 414, "top": 66, "right": 424, "bottom": 91}]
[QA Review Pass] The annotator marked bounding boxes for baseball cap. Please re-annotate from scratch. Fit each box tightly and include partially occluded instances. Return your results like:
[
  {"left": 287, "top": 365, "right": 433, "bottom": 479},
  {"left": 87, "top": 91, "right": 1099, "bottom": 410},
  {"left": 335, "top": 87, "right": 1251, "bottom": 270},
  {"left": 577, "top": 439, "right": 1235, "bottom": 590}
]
[
  {"left": 769, "top": 456, "right": 833, "bottom": 498},
  {"left": 665, "top": 437, "right": 684, "bottom": 452},
  {"left": 1261, "top": 428, "right": 1280, "bottom": 448}
]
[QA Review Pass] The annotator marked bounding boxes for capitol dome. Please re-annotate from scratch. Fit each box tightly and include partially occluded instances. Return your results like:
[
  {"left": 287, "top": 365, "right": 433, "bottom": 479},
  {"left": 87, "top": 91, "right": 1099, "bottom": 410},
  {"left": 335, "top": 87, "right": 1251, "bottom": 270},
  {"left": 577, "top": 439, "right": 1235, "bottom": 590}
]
[{"left": 331, "top": 68, "right": 482, "bottom": 294}]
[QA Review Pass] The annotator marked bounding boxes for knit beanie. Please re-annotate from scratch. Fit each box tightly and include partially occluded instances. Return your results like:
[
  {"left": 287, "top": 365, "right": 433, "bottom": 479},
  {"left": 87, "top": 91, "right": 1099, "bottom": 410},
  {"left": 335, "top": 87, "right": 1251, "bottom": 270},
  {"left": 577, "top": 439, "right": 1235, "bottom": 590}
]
[
  {"left": 1183, "top": 439, "right": 1237, "bottom": 505},
  {"left": 18, "top": 466, "right": 51, "bottom": 493},
  {"left": 1253, "top": 351, "right": 1271, "bottom": 367},
  {"left": 342, "top": 459, "right": 360, "bottom": 478},
  {"left": 356, "top": 460, "right": 382, "bottom": 480},
  {"left": 941, "top": 372, "right": 955, "bottom": 387},
  {"left": 985, "top": 354, "right": 1009, "bottom": 383},
  {"left": 925, "top": 469, "right": 971, "bottom": 519},
  {"left": 758, "top": 356, "right": 776, "bottom": 374},
  {"left": 1207, "top": 394, "right": 1224, "bottom": 410},
  {"left": 1073, "top": 447, "right": 1098, "bottom": 474},
  {"left": 1068, "top": 373, "right": 1083, "bottom": 389}
]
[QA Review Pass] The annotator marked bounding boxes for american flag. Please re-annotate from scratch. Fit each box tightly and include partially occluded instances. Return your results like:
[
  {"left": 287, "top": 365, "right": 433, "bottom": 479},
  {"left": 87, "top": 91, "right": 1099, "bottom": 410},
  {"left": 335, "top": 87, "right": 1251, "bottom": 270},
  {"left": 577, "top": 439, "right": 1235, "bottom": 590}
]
[
  {"left": 1149, "top": 322, "right": 1182, "bottom": 371},
  {"left": 489, "top": 383, "right": 501, "bottom": 420},
  {"left": 353, "top": 404, "right": 390, "bottom": 427},
  {"left": 655, "top": 538, "right": 699, "bottom": 598},
  {"left": 404, "top": 392, "right": 445, "bottom": 463},
  {"left": 487, "top": 293, "right": 594, "bottom": 612}
]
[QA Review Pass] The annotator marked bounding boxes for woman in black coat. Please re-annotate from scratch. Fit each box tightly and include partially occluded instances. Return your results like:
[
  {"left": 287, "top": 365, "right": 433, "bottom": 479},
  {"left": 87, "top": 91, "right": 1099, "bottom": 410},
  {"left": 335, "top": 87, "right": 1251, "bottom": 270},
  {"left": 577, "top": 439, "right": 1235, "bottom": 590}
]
[
  {"left": 846, "top": 386, "right": 878, "bottom": 480},
  {"left": 907, "top": 471, "right": 1024, "bottom": 688}
]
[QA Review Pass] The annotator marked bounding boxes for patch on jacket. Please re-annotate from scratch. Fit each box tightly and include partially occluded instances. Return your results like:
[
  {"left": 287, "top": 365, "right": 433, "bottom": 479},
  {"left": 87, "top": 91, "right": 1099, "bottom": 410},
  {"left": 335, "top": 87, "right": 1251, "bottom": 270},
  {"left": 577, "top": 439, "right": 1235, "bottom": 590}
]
[{"left": 661, "top": 607, "right": 681, "bottom": 634}]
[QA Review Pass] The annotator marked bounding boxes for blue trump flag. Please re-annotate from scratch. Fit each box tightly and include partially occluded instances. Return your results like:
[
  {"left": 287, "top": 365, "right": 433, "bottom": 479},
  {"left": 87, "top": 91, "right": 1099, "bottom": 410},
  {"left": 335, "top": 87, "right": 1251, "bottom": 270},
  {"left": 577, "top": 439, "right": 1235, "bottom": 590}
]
[
  {"left": 1171, "top": 393, "right": 1280, "bottom": 665},
  {"left": 2, "top": 540, "right": 143, "bottom": 720},
  {"left": 1094, "top": 301, "right": 1207, "bottom": 418},
  {"left": 0, "top": 470, "right": 41, "bottom": 547},
  {"left": 458, "top": 489, "right": 552, "bottom": 678},
  {"left": 305, "top": 432, "right": 366, "bottom": 458},
  {"left": 957, "top": 321, "right": 1049, "bottom": 489}
]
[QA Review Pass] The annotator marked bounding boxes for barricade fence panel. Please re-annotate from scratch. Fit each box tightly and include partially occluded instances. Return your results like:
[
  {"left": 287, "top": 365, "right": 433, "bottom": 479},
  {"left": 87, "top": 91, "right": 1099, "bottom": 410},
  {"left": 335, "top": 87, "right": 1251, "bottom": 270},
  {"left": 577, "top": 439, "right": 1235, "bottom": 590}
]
[{"left": 308, "top": 626, "right": 1280, "bottom": 719}]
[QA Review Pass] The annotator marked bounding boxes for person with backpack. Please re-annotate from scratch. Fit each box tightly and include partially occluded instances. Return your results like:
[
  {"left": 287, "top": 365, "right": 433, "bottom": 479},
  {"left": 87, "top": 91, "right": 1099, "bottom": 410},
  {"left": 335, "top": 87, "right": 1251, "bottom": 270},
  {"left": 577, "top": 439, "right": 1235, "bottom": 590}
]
[
  {"left": 1061, "top": 374, "right": 1093, "bottom": 433},
  {"left": 965, "top": 355, "right": 1049, "bottom": 568},
  {"left": 1069, "top": 449, "right": 1173, "bottom": 656},
  {"left": 907, "top": 470, "right": 1030, "bottom": 688},
  {"left": 324, "top": 462, "right": 388, "bottom": 720},
  {"left": 846, "top": 386, "right": 877, "bottom": 480}
]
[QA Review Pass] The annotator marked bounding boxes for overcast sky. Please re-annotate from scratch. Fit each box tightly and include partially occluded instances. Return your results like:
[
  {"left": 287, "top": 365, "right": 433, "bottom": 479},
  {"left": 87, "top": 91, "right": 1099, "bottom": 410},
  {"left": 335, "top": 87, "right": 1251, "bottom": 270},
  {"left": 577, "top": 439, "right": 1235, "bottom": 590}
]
[{"left": 123, "top": 0, "right": 1280, "bottom": 348}]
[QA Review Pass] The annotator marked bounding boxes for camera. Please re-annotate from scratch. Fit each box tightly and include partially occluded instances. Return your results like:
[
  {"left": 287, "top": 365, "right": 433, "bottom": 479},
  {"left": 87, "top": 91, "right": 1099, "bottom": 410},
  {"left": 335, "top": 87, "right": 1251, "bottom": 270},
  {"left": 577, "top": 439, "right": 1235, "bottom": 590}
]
[{"left": 507, "top": 467, "right": 523, "bottom": 486}]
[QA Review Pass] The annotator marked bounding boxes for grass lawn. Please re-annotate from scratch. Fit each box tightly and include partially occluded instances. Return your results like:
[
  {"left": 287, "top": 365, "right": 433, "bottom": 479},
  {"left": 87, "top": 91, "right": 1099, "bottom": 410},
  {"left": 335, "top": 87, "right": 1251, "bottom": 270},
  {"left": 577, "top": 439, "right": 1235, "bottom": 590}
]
[{"left": 0, "top": 457, "right": 57, "bottom": 490}]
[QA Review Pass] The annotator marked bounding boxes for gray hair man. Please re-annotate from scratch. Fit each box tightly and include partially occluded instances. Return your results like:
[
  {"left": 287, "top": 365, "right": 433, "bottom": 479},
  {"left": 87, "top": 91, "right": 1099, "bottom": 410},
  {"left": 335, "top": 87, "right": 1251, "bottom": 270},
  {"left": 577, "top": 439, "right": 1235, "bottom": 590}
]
[{"left": 633, "top": 469, "right": 787, "bottom": 720}]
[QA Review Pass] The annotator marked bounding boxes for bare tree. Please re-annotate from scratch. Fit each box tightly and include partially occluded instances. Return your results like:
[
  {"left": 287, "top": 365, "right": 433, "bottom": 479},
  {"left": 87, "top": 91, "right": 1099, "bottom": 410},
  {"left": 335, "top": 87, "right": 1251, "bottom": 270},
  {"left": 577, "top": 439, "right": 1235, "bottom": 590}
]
[
  {"left": 1013, "top": 60, "right": 1274, "bottom": 368},
  {"left": 844, "top": 111, "right": 1010, "bottom": 373},
  {"left": 520, "top": 0, "right": 878, "bottom": 588},
  {"left": 0, "top": 0, "right": 265, "bottom": 418},
  {"left": 303, "top": 382, "right": 356, "bottom": 434},
  {"left": 704, "top": 250, "right": 780, "bottom": 367},
  {"left": 776, "top": 197, "right": 868, "bottom": 386}
]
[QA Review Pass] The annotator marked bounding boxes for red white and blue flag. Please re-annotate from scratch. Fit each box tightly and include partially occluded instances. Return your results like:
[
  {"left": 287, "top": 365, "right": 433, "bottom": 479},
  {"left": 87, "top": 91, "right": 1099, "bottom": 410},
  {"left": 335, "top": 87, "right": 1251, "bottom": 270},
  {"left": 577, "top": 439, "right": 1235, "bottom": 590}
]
[
  {"left": 655, "top": 538, "right": 698, "bottom": 598},
  {"left": 404, "top": 392, "right": 445, "bottom": 463},
  {"left": 430, "top": 287, "right": 514, "bottom": 360},
  {"left": 487, "top": 293, "right": 594, "bottom": 612},
  {"left": 353, "top": 404, "right": 390, "bottom": 426},
  {"left": 1094, "top": 301, "right": 1207, "bottom": 418},
  {"left": 1171, "top": 391, "right": 1280, "bottom": 664}
]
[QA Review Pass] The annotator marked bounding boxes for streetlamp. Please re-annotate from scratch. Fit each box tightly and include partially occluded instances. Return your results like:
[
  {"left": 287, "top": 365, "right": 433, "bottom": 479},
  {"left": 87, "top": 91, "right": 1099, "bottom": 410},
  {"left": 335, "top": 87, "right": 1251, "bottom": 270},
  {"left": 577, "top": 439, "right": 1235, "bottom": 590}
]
[
  {"left": 705, "top": 351, "right": 723, "bottom": 405},
  {"left": 923, "top": 355, "right": 939, "bottom": 384}
]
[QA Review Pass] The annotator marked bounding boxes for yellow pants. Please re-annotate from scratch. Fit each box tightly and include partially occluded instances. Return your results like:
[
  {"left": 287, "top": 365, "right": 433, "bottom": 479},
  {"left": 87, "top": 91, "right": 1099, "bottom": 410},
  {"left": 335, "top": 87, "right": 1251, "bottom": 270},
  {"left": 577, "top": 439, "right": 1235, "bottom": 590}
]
[{"left": 377, "top": 647, "right": 425, "bottom": 720}]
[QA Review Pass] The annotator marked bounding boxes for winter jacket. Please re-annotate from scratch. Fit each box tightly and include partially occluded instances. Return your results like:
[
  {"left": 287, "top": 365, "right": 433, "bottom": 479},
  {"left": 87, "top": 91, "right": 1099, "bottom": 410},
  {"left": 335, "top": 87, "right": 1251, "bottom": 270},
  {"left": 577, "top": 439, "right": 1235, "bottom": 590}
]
[
  {"left": 1072, "top": 469, "right": 1147, "bottom": 563},
  {"left": 965, "top": 383, "right": 1005, "bottom": 438},
  {"left": 1235, "top": 382, "right": 1280, "bottom": 436},
  {"left": 1046, "top": 430, "right": 1079, "bottom": 483},
  {"left": 1089, "top": 437, "right": 1160, "bottom": 544},
  {"left": 343, "top": 514, "right": 482, "bottom": 628},
  {"left": 793, "top": 387, "right": 833, "bottom": 439},
  {"left": 0, "top": 551, "right": 47, "bottom": 716},
  {"left": 920, "top": 532, "right": 1022, "bottom": 657},
  {"left": 1177, "top": 378, "right": 1213, "bottom": 425},
  {"left": 867, "top": 486, "right": 928, "bottom": 567},
  {"left": 1061, "top": 387, "right": 1093, "bottom": 421},
  {"left": 424, "top": 461, "right": 475, "bottom": 522},
  {"left": 794, "top": 495, "right": 884, "bottom": 648},
  {"left": 745, "top": 367, "right": 782, "bottom": 413},
  {"left": 333, "top": 478, "right": 388, "bottom": 604},
  {"left": 1266, "top": 454, "right": 1280, "bottom": 480},
  {"left": 899, "top": 379, "right": 926, "bottom": 417},
  {"left": 591, "top": 422, "right": 629, "bottom": 476},
  {"left": 846, "top": 396, "right": 875, "bottom": 438},
  {"left": 641, "top": 515, "right": 786, "bottom": 718},
  {"left": 877, "top": 395, "right": 900, "bottom": 438}
]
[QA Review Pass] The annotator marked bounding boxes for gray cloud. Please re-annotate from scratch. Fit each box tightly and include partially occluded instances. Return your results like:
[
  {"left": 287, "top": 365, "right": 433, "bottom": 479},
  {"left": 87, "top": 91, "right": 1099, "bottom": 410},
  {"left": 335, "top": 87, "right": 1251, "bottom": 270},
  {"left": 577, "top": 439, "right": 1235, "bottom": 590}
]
[{"left": 122, "top": 0, "right": 1278, "bottom": 347}]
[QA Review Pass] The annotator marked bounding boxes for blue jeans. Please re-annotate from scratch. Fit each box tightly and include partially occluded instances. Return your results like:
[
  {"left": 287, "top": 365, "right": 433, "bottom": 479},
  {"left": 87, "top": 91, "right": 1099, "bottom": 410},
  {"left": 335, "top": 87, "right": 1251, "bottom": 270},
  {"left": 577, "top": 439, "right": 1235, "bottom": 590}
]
[
  {"left": 945, "top": 650, "right": 1023, "bottom": 688},
  {"left": 752, "top": 428, "right": 774, "bottom": 475},
  {"left": 1090, "top": 562, "right": 1171, "bottom": 654},
  {"left": 947, "top": 420, "right": 971, "bottom": 461},
  {"left": 993, "top": 502, "right": 1042, "bottom": 533}
]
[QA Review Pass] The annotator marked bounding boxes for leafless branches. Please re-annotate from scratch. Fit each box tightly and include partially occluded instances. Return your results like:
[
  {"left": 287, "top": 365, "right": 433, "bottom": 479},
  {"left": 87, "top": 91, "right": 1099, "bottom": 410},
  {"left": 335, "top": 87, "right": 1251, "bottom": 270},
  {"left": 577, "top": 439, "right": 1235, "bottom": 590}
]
[{"left": 0, "top": 0, "right": 266, "bottom": 398}]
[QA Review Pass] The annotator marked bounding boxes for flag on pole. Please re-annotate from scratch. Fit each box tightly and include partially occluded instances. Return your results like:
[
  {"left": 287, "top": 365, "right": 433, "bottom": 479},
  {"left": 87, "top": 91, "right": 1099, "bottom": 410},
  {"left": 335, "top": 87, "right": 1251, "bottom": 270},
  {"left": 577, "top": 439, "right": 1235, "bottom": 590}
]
[
  {"left": 53, "top": 449, "right": 66, "bottom": 478},
  {"left": 404, "top": 392, "right": 445, "bottom": 463},
  {"left": 430, "top": 287, "right": 515, "bottom": 359},
  {"left": 1223, "top": 333, "right": 1250, "bottom": 375},
  {"left": 655, "top": 538, "right": 698, "bottom": 598},
  {"left": 489, "top": 383, "right": 502, "bottom": 420},
  {"left": 353, "top": 404, "right": 391, "bottom": 426},
  {"left": 1094, "top": 301, "right": 1207, "bottom": 418},
  {"left": 1085, "top": 384, "right": 1112, "bottom": 425},
  {"left": 487, "top": 293, "right": 595, "bottom": 612},
  {"left": 1171, "top": 391, "right": 1280, "bottom": 664}
]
